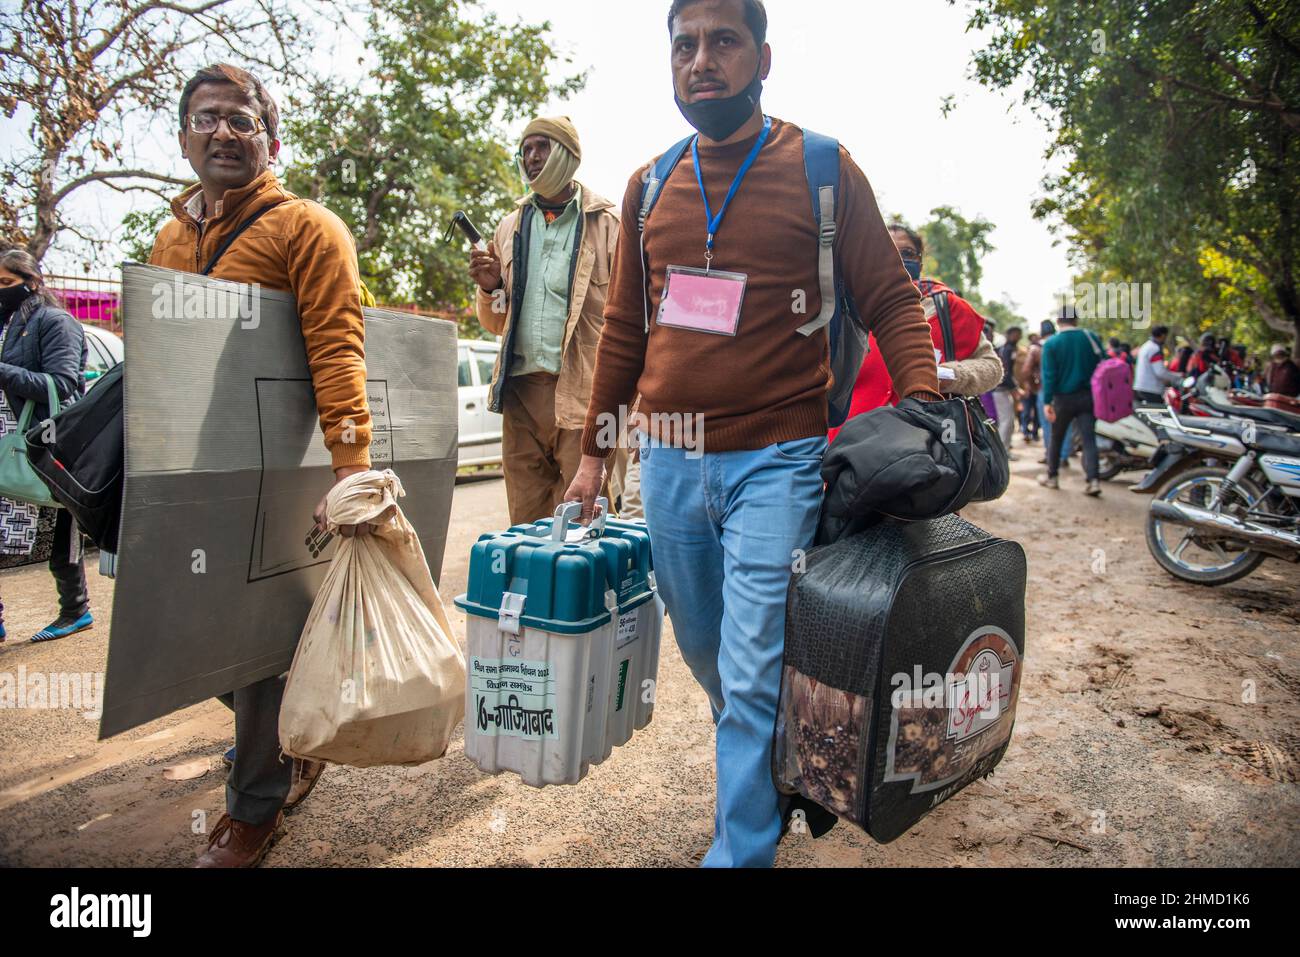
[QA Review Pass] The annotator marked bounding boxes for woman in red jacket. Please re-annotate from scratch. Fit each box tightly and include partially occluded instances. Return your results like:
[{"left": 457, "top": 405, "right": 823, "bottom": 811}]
[{"left": 830, "top": 224, "right": 1003, "bottom": 443}]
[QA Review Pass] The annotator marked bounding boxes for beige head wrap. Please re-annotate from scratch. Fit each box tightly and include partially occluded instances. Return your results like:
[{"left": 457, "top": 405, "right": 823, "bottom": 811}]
[{"left": 519, "top": 116, "right": 582, "bottom": 199}]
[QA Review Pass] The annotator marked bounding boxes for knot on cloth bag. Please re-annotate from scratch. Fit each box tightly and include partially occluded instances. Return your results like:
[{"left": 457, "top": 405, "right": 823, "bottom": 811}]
[{"left": 324, "top": 469, "right": 405, "bottom": 532}]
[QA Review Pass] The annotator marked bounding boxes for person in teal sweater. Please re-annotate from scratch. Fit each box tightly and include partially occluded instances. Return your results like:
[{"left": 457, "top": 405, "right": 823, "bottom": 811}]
[{"left": 1038, "top": 308, "right": 1104, "bottom": 496}]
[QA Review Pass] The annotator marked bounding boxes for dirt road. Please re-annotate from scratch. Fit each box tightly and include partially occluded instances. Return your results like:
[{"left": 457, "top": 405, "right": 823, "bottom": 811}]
[{"left": 1, "top": 450, "right": 1296, "bottom": 867}]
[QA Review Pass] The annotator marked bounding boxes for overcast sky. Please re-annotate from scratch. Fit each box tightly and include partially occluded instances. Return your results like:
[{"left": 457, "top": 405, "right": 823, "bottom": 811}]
[{"left": 23, "top": 0, "right": 1075, "bottom": 320}]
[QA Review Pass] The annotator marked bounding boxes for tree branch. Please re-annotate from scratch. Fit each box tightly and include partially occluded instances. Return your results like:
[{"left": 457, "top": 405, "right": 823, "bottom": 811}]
[
  {"left": 51, "top": 169, "right": 192, "bottom": 207},
  {"left": 1245, "top": 0, "right": 1300, "bottom": 61},
  {"left": 1127, "top": 59, "right": 1300, "bottom": 130},
  {"left": 88, "top": 0, "right": 235, "bottom": 61},
  {"left": 1210, "top": 277, "right": 1294, "bottom": 334}
]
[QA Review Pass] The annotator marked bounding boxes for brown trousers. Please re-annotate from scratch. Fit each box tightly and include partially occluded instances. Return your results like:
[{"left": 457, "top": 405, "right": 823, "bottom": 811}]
[{"left": 503, "top": 372, "right": 623, "bottom": 527}]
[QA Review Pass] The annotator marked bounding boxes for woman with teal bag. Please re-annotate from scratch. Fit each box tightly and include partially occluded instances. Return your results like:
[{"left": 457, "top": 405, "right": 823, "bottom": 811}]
[{"left": 0, "top": 249, "right": 91, "bottom": 643}]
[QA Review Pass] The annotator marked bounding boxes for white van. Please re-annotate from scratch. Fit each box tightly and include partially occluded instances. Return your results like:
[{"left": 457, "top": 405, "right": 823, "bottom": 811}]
[{"left": 458, "top": 338, "right": 504, "bottom": 468}]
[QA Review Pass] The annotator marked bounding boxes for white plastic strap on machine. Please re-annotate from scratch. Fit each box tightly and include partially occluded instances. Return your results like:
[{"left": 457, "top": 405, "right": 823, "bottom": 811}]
[
  {"left": 498, "top": 592, "right": 527, "bottom": 635},
  {"left": 604, "top": 589, "right": 619, "bottom": 614}
]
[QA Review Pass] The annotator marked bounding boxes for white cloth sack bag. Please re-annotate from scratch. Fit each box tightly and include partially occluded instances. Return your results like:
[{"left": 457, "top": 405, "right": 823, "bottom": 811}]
[{"left": 279, "top": 470, "right": 465, "bottom": 767}]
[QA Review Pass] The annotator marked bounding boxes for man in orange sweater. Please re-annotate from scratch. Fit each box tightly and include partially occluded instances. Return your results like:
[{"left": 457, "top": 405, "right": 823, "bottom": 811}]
[
  {"left": 566, "top": 0, "right": 940, "bottom": 866},
  {"left": 151, "top": 64, "right": 372, "bottom": 868}
]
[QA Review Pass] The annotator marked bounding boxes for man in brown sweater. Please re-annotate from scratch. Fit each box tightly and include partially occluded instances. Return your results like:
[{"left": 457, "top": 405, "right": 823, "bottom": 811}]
[{"left": 565, "top": 0, "right": 940, "bottom": 866}]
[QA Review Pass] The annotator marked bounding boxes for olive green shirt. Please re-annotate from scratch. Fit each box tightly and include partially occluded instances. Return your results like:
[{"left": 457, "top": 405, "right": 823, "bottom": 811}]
[{"left": 512, "top": 186, "right": 582, "bottom": 377}]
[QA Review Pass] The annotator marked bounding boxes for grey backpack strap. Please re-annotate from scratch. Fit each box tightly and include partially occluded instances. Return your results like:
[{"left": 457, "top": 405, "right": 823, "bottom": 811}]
[
  {"left": 797, "top": 183, "right": 838, "bottom": 337},
  {"left": 795, "top": 130, "right": 841, "bottom": 337}
]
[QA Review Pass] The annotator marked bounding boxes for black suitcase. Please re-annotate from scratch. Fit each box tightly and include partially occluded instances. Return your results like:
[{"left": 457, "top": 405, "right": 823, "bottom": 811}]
[
  {"left": 25, "top": 362, "right": 124, "bottom": 552},
  {"left": 774, "top": 515, "right": 1026, "bottom": 843}
]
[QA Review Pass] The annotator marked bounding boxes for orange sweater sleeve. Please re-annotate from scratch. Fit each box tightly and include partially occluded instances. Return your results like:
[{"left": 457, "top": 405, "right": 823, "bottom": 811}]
[{"left": 285, "top": 206, "right": 372, "bottom": 470}]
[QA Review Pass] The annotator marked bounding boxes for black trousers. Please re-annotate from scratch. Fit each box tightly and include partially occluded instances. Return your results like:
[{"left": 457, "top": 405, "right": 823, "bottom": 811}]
[
  {"left": 217, "top": 675, "right": 293, "bottom": 825},
  {"left": 50, "top": 508, "right": 89, "bottom": 618},
  {"left": 1048, "top": 389, "right": 1100, "bottom": 481},
  {"left": 1135, "top": 390, "right": 1164, "bottom": 405}
]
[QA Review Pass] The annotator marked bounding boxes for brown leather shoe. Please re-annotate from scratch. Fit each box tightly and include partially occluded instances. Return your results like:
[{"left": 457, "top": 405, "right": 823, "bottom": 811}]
[
  {"left": 194, "top": 812, "right": 283, "bottom": 868},
  {"left": 284, "top": 758, "right": 325, "bottom": 814}
]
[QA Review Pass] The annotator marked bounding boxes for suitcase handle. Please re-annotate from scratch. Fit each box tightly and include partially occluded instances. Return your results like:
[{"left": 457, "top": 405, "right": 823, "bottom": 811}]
[{"left": 552, "top": 497, "right": 609, "bottom": 542}]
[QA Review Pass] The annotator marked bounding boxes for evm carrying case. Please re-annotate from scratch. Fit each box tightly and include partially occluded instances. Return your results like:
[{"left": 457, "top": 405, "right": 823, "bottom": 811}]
[{"left": 774, "top": 515, "right": 1027, "bottom": 843}]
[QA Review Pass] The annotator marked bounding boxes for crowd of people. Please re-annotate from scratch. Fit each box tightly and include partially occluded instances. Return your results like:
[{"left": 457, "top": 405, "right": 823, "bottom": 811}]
[
  {"left": 6, "top": 0, "right": 1300, "bottom": 871},
  {"left": 972, "top": 321, "right": 1300, "bottom": 497}
]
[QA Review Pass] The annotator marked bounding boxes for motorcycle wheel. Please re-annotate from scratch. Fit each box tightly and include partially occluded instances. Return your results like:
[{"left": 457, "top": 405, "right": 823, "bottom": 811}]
[{"left": 1145, "top": 467, "right": 1268, "bottom": 585}]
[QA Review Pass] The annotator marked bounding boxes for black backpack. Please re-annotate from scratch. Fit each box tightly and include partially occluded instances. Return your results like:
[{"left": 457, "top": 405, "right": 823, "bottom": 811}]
[{"left": 25, "top": 362, "right": 124, "bottom": 551}]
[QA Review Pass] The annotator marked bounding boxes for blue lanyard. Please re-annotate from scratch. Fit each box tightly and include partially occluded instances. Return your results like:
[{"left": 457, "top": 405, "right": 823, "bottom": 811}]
[{"left": 692, "top": 115, "right": 772, "bottom": 269}]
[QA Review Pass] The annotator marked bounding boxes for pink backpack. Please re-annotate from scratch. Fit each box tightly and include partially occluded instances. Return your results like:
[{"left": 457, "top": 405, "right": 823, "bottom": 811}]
[{"left": 1092, "top": 356, "right": 1134, "bottom": 422}]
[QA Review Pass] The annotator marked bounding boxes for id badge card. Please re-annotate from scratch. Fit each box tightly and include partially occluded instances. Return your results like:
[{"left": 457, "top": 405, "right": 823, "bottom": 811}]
[{"left": 656, "top": 265, "right": 747, "bottom": 336}]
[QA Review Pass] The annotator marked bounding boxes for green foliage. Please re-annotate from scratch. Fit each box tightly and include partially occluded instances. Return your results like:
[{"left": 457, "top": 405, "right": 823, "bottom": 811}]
[
  {"left": 957, "top": 0, "right": 1300, "bottom": 356},
  {"left": 894, "top": 206, "right": 1031, "bottom": 331},
  {"left": 281, "top": 0, "right": 585, "bottom": 315},
  {"left": 918, "top": 205, "right": 997, "bottom": 298},
  {"left": 120, "top": 206, "right": 172, "bottom": 265},
  {"left": 978, "top": 297, "right": 1030, "bottom": 333}
]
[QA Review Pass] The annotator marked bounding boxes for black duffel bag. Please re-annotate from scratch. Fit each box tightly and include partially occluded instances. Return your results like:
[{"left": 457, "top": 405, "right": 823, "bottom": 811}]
[
  {"left": 773, "top": 515, "right": 1027, "bottom": 844},
  {"left": 25, "top": 362, "right": 124, "bottom": 552},
  {"left": 819, "top": 392, "right": 1009, "bottom": 543},
  {"left": 931, "top": 291, "right": 1011, "bottom": 505}
]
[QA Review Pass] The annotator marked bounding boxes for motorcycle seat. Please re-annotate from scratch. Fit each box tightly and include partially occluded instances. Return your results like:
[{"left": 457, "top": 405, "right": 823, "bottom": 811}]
[
  {"left": 1189, "top": 417, "right": 1249, "bottom": 439},
  {"left": 1254, "top": 429, "right": 1300, "bottom": 458},
  {"left": 1204, "top": 396, "right": 1300, "bottom": 430}
]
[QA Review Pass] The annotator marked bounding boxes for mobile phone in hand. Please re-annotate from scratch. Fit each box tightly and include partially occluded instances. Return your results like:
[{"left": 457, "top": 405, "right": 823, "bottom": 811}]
[{"left": 452, "top": 211, "right": 486, "bottom": 252}]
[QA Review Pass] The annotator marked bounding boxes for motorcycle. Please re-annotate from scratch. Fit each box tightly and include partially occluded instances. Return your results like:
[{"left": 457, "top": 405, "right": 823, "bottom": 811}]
[
  {"left": 1131, "top": 365, "right": 1265, "bottom": 493},
  {"left": 1094, "top": 406, "right": 1162, "bottom": 481},
  {"left": 1145, "top": 399, "right": 1300, "bottom": 585}
]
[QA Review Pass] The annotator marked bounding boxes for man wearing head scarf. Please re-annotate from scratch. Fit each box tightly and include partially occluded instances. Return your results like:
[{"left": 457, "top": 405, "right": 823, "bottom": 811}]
[{"left": 468, "top": 117, "right": 624, "bottom": 524}]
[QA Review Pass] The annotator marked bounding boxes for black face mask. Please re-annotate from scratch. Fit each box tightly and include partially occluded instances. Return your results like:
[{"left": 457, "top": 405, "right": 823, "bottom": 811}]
[
  {"left": 675, "top": 64, "right": 764, "bottom": 142},
  {"left": 0, "top": 283, "right": 32, "bottom": 315}
]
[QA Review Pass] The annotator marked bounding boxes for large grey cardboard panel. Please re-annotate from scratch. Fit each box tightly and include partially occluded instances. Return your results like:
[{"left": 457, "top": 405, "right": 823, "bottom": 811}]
[{"left": 99, "top": 264, "right": 457, "bottom": 739}]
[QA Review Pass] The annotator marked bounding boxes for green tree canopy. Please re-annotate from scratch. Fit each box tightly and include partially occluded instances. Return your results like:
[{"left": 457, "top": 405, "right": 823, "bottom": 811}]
[
  {"left": 892, "top": 206, "right": 1030, "bottom": 331},
  {"left": 281, "top": 0, "right": 584, "bottom": 326},
  {"left": 957, "top": 0, "right": 1300, "bottom": 356},
  {"left": 918, "top": 205, "right": 997, "bottom": 298}
]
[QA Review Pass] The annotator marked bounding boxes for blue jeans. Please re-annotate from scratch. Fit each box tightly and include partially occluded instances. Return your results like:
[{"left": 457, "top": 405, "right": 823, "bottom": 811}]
[
  {"left": 639, "top": 435, "right": 826, "bottom": 868},
  {"left": 1038, "top": 392, "right": 1073, "bottom": 464}
]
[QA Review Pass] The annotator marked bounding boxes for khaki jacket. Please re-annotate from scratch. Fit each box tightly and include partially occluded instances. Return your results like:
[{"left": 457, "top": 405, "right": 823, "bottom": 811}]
[
  {"left": 151, "top": 171, "right": 371, "bottom": 470},
  {"left": 476, "top": 183, "right": 619, "bottom": 430}
]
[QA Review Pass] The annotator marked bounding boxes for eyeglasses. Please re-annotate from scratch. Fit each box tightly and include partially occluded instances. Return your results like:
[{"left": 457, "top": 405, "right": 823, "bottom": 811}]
[{"left": 187, "top": 112, "right": 266, "bottom": 136}]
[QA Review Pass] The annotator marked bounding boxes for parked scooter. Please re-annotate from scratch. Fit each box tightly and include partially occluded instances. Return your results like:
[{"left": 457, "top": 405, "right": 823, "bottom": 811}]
[
  {"left": 1094, "top": 406, "right": 1162, "bottom": 480},
  {"left": 1144, "top": 397, "right": 1300, "bottom": 585}
]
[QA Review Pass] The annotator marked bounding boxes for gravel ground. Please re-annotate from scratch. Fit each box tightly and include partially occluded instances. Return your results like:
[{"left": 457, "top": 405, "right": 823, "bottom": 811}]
[{"left": 1, "top": 443, "right": 1296, "bottom": 867}]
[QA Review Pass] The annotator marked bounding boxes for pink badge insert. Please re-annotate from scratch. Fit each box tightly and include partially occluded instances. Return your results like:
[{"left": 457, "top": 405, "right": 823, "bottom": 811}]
[{"left": 657, "top": 266, "right": 748, "bottom": 337}]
